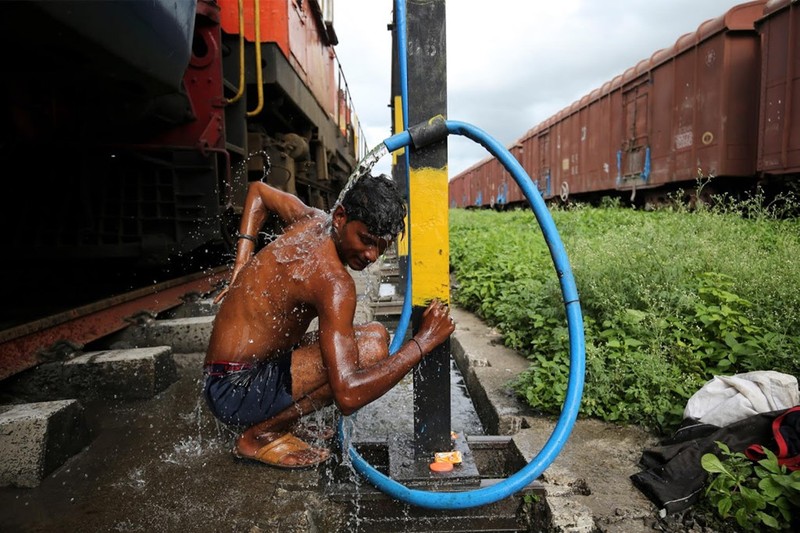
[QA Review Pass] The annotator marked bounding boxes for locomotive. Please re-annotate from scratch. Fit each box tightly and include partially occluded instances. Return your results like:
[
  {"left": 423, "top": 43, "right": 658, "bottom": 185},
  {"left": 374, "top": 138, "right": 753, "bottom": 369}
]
[
  {"left": 450, "top": 0, "right": 799, "bottom": 209},
  {"left": 0, "top": 0, "right": 361, "bottom": 324}
]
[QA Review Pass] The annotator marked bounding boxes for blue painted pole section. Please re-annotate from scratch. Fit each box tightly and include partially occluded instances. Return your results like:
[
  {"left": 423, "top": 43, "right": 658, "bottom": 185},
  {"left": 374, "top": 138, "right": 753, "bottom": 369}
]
[
  {"left": 389, "top": 0, "right": 413, "bottom": 355},
  {"left": 395, "top": 0, "right": 409, "bottom": 131},
  {"left": 341, "top": 119, "right": 586, "bottom": 510}
]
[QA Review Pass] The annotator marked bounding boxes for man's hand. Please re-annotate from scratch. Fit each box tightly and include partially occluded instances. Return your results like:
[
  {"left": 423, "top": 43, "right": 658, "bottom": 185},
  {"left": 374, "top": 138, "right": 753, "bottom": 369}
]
[
  {"left": 212, "top": 285, "right": 230, "bottom": 304},
  {"left": 212, "top": 267, "right": 244, "bottom": 304},
  {"left": 413, "top": 299, "right": 456, "bottom": 355}
]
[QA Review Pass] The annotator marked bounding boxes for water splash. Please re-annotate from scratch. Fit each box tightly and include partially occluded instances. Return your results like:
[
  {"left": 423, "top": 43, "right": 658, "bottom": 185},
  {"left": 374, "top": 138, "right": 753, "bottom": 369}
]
[
  {"left": 335, "top": 413, "right": 368, "bottom": 532},
  {"left": 232, "top": 149, "right": 273, "bottom": 183},
  {"left": 115, "top": 467, "right": 147, "bottom": 491},
  {"left": 159, "top": 435, "right": 223, "bottom": 465}
]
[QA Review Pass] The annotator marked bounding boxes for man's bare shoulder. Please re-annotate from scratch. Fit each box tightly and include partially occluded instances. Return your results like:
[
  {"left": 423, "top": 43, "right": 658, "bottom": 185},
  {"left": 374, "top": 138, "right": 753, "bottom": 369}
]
[
  {"left": 306, "top": 253, "right": 355, "bottom": 298},
  {"left": 275, "top": 215, "right": 354, "bottom": 296}
]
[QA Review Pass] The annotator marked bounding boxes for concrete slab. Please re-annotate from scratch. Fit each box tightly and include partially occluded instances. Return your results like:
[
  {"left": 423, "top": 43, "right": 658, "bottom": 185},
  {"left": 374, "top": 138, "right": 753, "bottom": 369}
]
[
  {"left": 167, "top": 298, "right": 220, "bottom": 318},
  {"left": 0, "top": 400, "right": 90, "bottom": 488},
  {"left": 451, "top": 307, "right": 533, "bottom": 435},
  {"left": 63, "top": 347, "right": 178, "bottom": 399},
  {"left": 3, "top": 347, "right": 177, "bottom": 402}
]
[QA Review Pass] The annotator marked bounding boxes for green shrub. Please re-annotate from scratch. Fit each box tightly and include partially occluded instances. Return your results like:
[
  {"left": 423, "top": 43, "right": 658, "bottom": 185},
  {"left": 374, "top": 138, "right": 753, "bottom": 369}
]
[{"left": 449, "top": 201, "right": 800, "bottom": 433}]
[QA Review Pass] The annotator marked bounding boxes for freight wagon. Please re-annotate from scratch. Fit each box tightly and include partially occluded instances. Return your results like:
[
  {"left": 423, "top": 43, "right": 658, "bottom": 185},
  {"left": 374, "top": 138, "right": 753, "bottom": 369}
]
[{"left": 451, "top": 0, "right": 800, "bottom": 209}]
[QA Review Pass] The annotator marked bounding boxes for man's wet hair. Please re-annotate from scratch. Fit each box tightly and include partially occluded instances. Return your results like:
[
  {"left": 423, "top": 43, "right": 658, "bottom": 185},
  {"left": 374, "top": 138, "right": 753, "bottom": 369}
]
[{"left": 340, "top": 174, "right": 406, "bottom": 239}]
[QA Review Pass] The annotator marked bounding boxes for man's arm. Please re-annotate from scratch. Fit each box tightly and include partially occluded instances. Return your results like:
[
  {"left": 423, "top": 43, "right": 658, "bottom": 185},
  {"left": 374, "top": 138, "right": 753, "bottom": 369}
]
[
  {"left": 216, "top": 182, "right": 317, "bottom": 302},
  {"left": 316, "top": 276, "right": 455, "bottom": 415}
]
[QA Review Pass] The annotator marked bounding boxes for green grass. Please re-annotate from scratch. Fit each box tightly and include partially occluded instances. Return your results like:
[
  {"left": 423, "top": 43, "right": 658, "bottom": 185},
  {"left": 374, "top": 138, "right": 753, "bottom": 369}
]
[{"left": 449, "top": 199, "right": 800, "bottom": 433}]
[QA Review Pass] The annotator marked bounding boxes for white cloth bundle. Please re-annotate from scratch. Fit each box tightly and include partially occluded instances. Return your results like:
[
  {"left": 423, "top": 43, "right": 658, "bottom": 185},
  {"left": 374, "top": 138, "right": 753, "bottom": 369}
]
[{"left": 684, "top": 371, "right": 799, "bottom": 427}]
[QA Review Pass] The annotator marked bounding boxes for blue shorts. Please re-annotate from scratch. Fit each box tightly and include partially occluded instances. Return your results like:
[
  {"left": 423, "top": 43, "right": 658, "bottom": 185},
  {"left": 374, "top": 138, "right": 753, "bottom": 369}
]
[{"left": 202, "top": 354, "right": 294, "bottom": 427}]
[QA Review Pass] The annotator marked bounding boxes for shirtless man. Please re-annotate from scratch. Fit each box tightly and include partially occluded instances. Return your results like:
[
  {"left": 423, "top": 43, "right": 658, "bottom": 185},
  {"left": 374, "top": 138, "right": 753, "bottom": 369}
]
[{"left": 204, "top": 174, "right": 455, "bottom": 468}]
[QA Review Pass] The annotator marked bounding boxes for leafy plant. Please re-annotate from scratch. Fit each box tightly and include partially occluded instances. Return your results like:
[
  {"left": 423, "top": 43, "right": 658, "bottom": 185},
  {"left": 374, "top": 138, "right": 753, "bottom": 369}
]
[
  {"left": 702, "top": 442, "right": 800, "bottom": 530},
  {"left": 450, "top": 195, "right": 800, "bottom": 433}
]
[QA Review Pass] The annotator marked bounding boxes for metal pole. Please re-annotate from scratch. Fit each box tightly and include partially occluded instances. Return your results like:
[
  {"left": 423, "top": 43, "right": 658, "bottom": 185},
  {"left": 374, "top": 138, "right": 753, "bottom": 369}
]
[{"left": 406, "top": 0, "right": 450, "bottom": 455}]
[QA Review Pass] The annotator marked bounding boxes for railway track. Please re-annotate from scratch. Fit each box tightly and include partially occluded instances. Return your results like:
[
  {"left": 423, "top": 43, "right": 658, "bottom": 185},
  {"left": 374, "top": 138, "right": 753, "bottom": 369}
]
[{"left": 0, "top": 266, "right": 229, "bottom": 382}]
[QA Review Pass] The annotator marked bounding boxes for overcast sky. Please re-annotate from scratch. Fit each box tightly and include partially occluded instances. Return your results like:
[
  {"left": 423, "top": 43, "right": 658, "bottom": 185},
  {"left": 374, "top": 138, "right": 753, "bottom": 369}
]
[{"left": 332, "top": 0, "right": 747, "bottom": 177}]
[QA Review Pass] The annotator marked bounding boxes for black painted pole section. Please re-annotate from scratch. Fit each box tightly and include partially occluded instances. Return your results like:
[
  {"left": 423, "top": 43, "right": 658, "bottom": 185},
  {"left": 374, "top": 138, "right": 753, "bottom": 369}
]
[{"left": 406, "top": 0, "right": 451, "bottom": 455}]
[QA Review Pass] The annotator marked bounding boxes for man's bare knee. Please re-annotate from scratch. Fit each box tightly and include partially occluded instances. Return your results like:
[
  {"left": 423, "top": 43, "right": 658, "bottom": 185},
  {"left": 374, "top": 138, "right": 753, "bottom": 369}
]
[
  {"left": 356, "top": 322, "right": 389, "bottom": 344},
  {"left": 356, "top": 322, "right": 390, "bottom": 367}
]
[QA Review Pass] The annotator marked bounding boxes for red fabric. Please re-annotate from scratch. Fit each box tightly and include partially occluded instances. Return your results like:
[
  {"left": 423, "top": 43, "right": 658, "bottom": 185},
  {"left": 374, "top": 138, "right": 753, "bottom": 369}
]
[{"left": 745, "top": 406, "right": 800, "bottom": 470}]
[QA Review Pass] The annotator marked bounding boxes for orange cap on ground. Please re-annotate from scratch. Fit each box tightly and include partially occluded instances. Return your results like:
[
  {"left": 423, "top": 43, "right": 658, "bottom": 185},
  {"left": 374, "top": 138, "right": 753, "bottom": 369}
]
[{"left": 429, "top": 461, "right": 453, "bottom": 473}]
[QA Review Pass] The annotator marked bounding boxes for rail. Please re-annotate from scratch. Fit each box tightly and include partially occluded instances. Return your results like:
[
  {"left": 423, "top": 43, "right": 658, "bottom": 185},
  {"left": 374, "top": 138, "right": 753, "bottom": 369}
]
[{"left": 0, "top": 267, "right": 228, "bottom": 382}]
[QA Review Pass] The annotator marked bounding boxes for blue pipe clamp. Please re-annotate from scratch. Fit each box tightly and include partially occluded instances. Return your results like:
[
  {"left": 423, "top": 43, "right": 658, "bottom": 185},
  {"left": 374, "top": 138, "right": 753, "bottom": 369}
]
[{"left": 341, "top": 116, "right": 586, "bottom": 510}]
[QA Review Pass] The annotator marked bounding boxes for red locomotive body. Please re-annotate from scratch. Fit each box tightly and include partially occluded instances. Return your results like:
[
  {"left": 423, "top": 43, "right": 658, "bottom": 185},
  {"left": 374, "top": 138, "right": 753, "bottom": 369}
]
[{"left": 0, "top": 0, "right": 361, "bottom": 325}]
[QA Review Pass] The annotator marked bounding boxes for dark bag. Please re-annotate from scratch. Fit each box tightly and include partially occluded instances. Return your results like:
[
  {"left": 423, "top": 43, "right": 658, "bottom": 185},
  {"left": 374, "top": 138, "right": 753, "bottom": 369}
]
[
  {"left": 745, "top": 405, "right": 800, "bottom": 470},
  {"left": 631, "top": 411, "right": 777, "bottom": 514}
]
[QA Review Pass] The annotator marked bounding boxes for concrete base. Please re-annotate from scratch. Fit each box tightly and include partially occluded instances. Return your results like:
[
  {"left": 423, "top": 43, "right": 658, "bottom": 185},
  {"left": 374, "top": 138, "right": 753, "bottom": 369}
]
[
  {"left": 388, "top": 433, "right": 480, "bottom": 489},
  {"left": 327, "top": 483, "right": 536, "bottom": 532},
  {"left": 0, "top": 400, "right": 91, "bottom": 488},
  {"left": 329, "top": 435, "right": 543, "bottom": 532},
  {"left": 4, "top": 347, "right": 177, "bottom": 401}
]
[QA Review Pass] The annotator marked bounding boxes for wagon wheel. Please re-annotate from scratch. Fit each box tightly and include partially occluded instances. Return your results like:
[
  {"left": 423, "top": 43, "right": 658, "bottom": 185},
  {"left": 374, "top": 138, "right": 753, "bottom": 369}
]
[{"left": 560, "top": 181, "right": 570, "bottom": 202}]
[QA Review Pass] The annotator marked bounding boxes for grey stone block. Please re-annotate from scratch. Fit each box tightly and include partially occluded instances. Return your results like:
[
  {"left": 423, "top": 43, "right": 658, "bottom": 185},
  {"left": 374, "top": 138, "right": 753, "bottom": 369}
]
[
  {"left": 63, "top": 347, "right": 178, "bottom": 399},
  {"left": 169, "top": 298, "right": 220, "bottom": 318},
  {"left": 3, "top": 347, "right": 178, "bottom": 402},
  {"left": 0, "top": 400, "right": 91, "bottom": 488}
]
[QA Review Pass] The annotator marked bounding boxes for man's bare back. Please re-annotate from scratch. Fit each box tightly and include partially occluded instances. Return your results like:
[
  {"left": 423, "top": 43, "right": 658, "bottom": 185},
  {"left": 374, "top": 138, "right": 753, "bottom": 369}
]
[{"left": 206, "top": 210, "right": 352, "bottom": 365}]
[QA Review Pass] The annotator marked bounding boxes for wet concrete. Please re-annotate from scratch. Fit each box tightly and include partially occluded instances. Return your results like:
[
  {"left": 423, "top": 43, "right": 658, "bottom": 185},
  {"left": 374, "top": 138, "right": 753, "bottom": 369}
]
[
  {"left": 0, "top": 352, "right": 351, "bottom": 531},
  {"left": 0, "top": 353, "right": 528, "bottom": 532}
]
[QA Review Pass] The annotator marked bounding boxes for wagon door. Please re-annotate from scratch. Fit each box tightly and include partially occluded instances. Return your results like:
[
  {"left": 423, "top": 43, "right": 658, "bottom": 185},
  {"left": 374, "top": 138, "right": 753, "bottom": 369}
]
[
  {"left": 619, "top": 79, "right": 651, "bottom": 187},
  {"left": 538, "top": 130, "right": 552, "bottom": 198}
]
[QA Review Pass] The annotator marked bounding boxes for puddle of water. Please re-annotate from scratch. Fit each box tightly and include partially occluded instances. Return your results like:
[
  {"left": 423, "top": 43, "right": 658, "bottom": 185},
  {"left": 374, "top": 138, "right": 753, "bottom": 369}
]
[{"left": 350, "top": 359, "right": 483, "bottom": 441}]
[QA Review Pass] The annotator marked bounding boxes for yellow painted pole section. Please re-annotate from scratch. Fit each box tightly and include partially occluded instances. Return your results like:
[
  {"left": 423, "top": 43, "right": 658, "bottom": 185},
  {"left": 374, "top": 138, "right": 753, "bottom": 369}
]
[
  {"left": 391, "top": 96, "right": 406, "bottom": 164},
  {"left": 398, "top": 214, "right": 410, "bottom": 257},
  {"left": 409, "top": 166, "right": 449, "bottom": 306}
]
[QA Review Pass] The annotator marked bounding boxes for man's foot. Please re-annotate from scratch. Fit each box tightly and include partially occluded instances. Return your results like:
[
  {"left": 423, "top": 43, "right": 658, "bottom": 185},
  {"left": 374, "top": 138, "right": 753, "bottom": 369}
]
[
  {"left": 233, "top": 432, "right": 330, "bottom": 469},
  {"left": 291, "top": 422, "right": 335, "bottom": 441}
]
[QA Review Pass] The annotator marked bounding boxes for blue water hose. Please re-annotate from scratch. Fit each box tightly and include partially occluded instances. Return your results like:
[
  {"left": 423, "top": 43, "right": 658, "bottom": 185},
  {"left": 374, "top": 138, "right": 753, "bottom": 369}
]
[
  {"left": 388, "top": 0, "right": 413, "bottom": 355},
  {"left": 341, "top": 119, "right": 586, "bottom": 510}
]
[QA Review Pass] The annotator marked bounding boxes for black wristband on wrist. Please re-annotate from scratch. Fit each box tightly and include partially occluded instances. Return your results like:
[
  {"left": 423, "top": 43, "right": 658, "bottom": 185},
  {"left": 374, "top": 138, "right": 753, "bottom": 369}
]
[
  {"left": 411, "top": 338, "right": 424, "bottom": 356},
  {"left": 237, "top": 233, "right": 258, "bottom": 243}
]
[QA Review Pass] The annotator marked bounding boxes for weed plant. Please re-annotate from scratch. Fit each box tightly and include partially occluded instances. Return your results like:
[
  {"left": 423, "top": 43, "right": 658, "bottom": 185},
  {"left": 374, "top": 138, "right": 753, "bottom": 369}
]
[
  {"left": 449, "top": 194, "right": 800, "bottom": 434},
  {"left": 701, "top": 442, "right": 800, "bottom": 530}
]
